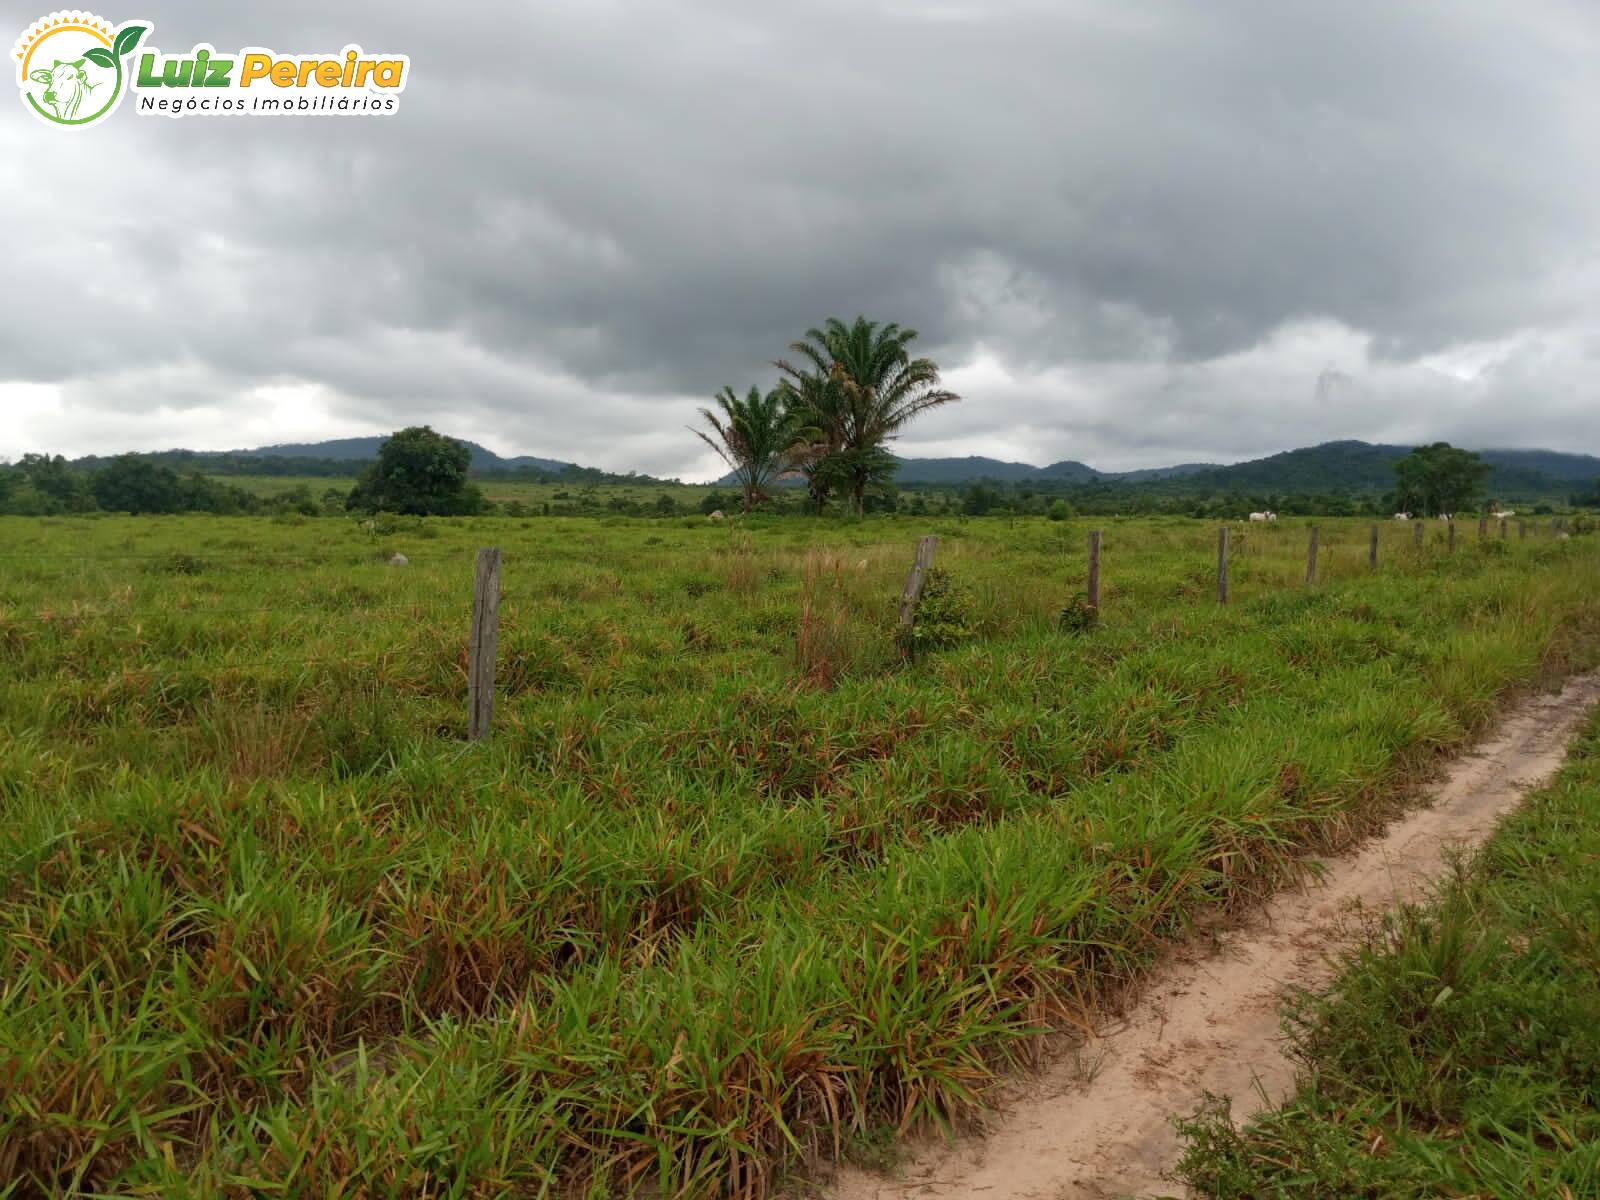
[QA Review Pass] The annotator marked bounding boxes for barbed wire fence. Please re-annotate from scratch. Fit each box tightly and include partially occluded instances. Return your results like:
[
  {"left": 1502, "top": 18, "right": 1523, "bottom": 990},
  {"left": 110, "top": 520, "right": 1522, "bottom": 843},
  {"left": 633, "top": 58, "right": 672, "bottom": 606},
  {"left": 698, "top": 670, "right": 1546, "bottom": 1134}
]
[{"left": 0, "top": 516, "right": 1587, "bottom": 740}]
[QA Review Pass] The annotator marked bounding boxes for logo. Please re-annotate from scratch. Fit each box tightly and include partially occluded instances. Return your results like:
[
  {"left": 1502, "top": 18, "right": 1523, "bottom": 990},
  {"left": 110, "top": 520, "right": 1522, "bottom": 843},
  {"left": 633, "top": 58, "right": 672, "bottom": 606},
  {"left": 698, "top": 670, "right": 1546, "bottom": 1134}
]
[
  {"left": 14, "top": 12, "right": 410, "bottom": 126},
  {"left": 14, "top": 11, "right": 147, "bottom": 127}
]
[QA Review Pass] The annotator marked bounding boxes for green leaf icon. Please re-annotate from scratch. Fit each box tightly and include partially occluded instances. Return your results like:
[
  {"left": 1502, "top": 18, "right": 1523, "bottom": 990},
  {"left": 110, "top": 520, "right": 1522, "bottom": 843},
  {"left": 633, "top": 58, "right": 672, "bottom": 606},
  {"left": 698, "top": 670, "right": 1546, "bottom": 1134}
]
[
  {"left": 83, "top": 46, "right": 115, "bottom": 69},
  {"left": 113, "top": 24, "right": 148, "bottom": 59}
]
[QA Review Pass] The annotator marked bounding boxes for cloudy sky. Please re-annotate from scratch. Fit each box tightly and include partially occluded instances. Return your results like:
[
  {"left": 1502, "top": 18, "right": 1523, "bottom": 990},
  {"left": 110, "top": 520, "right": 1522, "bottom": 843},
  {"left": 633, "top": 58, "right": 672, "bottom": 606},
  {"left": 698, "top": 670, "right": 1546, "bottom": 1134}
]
[{"left": 6, "top": 0, "right": 1599, "bottom": 479}]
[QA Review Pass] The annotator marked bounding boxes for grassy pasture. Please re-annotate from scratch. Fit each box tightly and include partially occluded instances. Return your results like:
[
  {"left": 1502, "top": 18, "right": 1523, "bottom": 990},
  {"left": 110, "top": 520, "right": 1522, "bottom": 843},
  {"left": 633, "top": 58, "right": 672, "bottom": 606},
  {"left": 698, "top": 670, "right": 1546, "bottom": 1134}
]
[{"left": 1, "top": 512, "right": 1597, "bottom": 1197}]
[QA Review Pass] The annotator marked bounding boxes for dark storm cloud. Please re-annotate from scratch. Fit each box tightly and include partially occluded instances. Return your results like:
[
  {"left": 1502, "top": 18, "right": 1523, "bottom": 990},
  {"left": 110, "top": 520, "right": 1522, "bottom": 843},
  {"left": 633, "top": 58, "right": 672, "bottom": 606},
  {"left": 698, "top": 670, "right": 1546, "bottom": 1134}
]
[{"left": 5, "top": 0, "right": 1599, "bottom": 474}]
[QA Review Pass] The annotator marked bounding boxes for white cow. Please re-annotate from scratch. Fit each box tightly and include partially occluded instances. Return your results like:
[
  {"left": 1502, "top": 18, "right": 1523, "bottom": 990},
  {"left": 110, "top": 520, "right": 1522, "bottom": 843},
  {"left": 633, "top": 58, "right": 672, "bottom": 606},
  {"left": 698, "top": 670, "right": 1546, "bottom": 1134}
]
[
  {"left": 1248, "top": 511, "right": 1277, "bottom": 522},
  {"left": 30, "top": 58, "right": 96, "bottom": 121},
  {"left": 1492, "top": 509, "right": 1516, "bottom": 519},
  {"left": 1393, "top": 512, "right": 1412, "bottom": 521}
]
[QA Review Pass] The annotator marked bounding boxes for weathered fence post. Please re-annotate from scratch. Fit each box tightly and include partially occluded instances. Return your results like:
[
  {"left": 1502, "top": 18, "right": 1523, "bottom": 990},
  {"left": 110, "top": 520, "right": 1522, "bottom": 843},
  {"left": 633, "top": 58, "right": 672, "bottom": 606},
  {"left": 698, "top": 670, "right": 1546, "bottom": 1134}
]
[
  {"left": 1217, "top": 526, "right": 1230, "bottom": 604},
  {"left": 897, "top": 535, "right": 938, "bottom": 637},
  {"left": 1448, "top": 520, "right": 1456, "bottom": 553},
  {"left": 1499, "top": 517, "right": 1508, "bottom": 540},
  {"left": 1306, "top": 525, "right": 1319, "bottom": 585},
  {"left": 467, "top": 547, "right": 502, "bottom": 742},
  {"left": 1368, "top": 523, "right": 1379, "bottom": 570},
  {"left": 1413, "top": 521, "right": 1425, "bottom": 551},
  {"left": 1087, "top": 529, "right": 1103, "bottom": 612},
  {"left": 1478, "top": 514, "right": 1488, "bottom": 540}
]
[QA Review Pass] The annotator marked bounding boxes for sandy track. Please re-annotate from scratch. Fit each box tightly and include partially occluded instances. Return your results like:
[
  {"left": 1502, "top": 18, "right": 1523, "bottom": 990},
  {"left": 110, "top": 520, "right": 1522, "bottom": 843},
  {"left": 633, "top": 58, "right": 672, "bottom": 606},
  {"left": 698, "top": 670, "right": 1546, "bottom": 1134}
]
[{"left": 828, "top": 670, "right": 1600, "bottom": 1200}]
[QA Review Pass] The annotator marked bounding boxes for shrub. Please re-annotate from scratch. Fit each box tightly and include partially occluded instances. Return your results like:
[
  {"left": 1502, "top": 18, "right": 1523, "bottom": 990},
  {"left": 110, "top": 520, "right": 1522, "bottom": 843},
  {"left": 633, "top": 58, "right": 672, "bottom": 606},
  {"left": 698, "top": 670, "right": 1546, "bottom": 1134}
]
[
  {"left": 1058, "top": 591, "right": 1098, "bottom": 633},
  {"left": 899, "top": 568, "right": 975, "bottom": 656}
]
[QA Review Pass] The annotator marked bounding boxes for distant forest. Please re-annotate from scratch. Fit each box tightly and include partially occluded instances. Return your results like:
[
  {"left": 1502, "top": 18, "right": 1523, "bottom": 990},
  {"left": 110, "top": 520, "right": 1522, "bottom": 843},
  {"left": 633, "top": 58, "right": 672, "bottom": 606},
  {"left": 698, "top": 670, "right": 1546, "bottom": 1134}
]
[{"left": 1, "top": 435, "right": 1596, "bottom": 518}]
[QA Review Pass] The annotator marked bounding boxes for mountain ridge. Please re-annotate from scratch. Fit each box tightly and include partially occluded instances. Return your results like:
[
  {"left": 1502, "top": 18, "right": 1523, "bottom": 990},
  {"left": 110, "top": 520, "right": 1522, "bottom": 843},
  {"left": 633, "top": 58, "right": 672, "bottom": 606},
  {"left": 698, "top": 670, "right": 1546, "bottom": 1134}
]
[
  {"left": 233, "top": 437, "right": 573, "bottom": 474},
  {"left": 67, "top": 436, "right": 1600, "bottom": 497}
]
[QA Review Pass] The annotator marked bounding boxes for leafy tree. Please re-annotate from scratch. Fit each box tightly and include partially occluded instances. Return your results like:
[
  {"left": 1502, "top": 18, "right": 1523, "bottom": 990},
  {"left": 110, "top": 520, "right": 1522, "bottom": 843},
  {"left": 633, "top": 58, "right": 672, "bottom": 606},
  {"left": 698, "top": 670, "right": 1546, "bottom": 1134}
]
[
  {"left": 88, "top": 456, "right": 187, "bottom": 513},
  {"left": 810, "top": 443, "right": 898, "bottom": 514},
  {"left": 778, "top": 316, "right": 959, "bottom": 514},
  {"left": 1393, "top": 443, "right": 1491, "bottom": 517},
  {"left": 19, "top": 453, "right": 93, "bottom": 512},
  {"left": 692, "top": 385, "right": 806, "bottom": 513},
  {"left": 962, "top": 482, "right": 998, "bottom": 515},
  {"left": 345, "top": 427, "right": 487, "bottom": 516},
  {"left": 182, "top": 473, "right": 255, "bottom": 514},
  {"left": 699, "top": 489, "right": 735, "bottom": 515},
  {"left": 264, "top": 484, "right": 320, "bottom": 516}
]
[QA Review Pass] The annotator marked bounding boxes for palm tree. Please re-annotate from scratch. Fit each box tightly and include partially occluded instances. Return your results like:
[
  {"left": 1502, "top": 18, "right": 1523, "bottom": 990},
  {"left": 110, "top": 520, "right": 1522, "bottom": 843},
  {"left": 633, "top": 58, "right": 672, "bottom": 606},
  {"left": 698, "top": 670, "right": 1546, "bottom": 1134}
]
[
  {"left": 777, "top": 316, "right": 959, "bottom": 514},
  {"left": 772, "top": 370, "right": 840, "bottom": 513},
  {"left": 691, "top": 385, "right": 805, "bottom": 513}
]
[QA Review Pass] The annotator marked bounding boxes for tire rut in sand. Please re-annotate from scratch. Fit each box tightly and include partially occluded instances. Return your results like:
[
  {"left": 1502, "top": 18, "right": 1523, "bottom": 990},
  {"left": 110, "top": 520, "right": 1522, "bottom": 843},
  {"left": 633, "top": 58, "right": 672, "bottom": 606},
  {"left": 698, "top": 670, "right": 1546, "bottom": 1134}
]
[{"left": 826, "top": 670, "right": 1600, "bottom": 1200}]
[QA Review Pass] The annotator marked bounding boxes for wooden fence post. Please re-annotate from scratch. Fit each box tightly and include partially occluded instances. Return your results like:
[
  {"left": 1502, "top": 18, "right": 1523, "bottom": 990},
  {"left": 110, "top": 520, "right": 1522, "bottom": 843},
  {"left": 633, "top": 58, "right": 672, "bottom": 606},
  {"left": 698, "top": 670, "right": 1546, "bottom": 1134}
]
[
  {"left": 1087, "top": 530, "right": 1103, "bottom": 612},
  {"left": 1448, "top": 520, "right": 1456, "bottom": 553},
  {"left": 467, "top": 547, "right": 502, "bottom": 741},
  {"left": 1499, "top": 517, "right": 1508, "bottom": 539},
  {"left": 1306, "top": 525, "right": 1319, "bottom": 585},
  {"left": 898, "top": 535, "right": 939, "bottom": 636},
  {"left": 1413, "top": 521, "right": 1424, "bottom": 551},
  {"left": 1368, "top": 523, "right": 1379, "bottom": 570},
  {"left": 1217, "top": 526, "right": 1230, "bottom": 604},
  {"left": 1478, "top": 514, "right": 1488, "bottom": 540}
]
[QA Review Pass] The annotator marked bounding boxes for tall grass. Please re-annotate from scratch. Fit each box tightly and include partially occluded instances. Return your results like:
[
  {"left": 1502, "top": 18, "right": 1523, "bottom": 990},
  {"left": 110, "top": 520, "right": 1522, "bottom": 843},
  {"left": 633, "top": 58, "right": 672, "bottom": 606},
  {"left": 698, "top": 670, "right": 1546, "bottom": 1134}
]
[{"left": 0, "top": 513, "right": 1596, "bottom": 1195}]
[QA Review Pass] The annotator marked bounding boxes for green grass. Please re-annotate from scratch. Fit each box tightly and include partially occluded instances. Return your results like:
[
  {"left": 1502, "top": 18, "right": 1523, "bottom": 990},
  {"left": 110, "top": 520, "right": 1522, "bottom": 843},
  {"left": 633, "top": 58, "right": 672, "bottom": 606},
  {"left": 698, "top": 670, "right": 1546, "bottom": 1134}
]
[
  {"left": 0, "top": 513, "right": 1596, "bottom": 1197},
  {"left": 200, "top": 475, "right": 355, "bottom": 499},
  {"left": 1174, "top": 706, "right": 1600, "bottom": 1199}
]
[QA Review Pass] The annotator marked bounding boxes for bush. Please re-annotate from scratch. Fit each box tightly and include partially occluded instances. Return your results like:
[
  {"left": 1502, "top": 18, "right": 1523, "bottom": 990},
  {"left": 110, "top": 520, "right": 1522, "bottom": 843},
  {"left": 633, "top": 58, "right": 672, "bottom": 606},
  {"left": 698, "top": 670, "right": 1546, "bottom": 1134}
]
[
  {"left": 1058, "top": 591, "right": 1098, "bottom": 633},
  {"left": 899, "top": 568, "right": 975, "bottom": 656},
  {"left": 1047, "top": 499, "right": 1074, "bottom": 521}
]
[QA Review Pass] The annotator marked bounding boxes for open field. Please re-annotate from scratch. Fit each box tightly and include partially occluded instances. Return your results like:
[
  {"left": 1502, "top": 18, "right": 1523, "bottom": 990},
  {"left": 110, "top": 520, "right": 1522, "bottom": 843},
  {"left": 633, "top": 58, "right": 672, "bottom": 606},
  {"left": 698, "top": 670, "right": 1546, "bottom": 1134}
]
[
  {"left": 2, "top": 513, "right": 1598, "bottom": 1196},
  {"left": 1176, "top": 703, "right": 1600, "bottom": 1197}
]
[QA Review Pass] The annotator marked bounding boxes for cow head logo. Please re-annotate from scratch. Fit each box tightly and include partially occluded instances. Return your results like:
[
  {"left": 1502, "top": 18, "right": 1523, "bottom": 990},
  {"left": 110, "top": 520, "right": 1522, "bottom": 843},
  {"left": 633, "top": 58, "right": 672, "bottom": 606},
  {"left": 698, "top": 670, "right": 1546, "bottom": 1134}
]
[{"left": 14, "top": 11, "right": 148, "bottom": 127}]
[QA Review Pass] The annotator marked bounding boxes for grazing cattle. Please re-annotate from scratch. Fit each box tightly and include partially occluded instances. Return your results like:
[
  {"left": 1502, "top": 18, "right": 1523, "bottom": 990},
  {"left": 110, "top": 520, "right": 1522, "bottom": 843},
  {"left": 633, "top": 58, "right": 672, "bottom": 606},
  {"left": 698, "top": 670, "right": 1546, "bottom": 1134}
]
[
  {"left": 1248, "top": 511, "right": 1277, "bottom": 522},
  {"left": 1393, "top": 512, "right": 1412, "bottom": 521},
  {"left": 707, "top": 510, "right": 726, "bottom": 523},
  {"left": 30, "top": 59, "right": 96, "bottom": 121},
  {"left": 388, "top": 553, "right": 409, "bottom": 567},
  {"left": 1492, "top": 509, "right": 1516, "bottom": 519}
]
